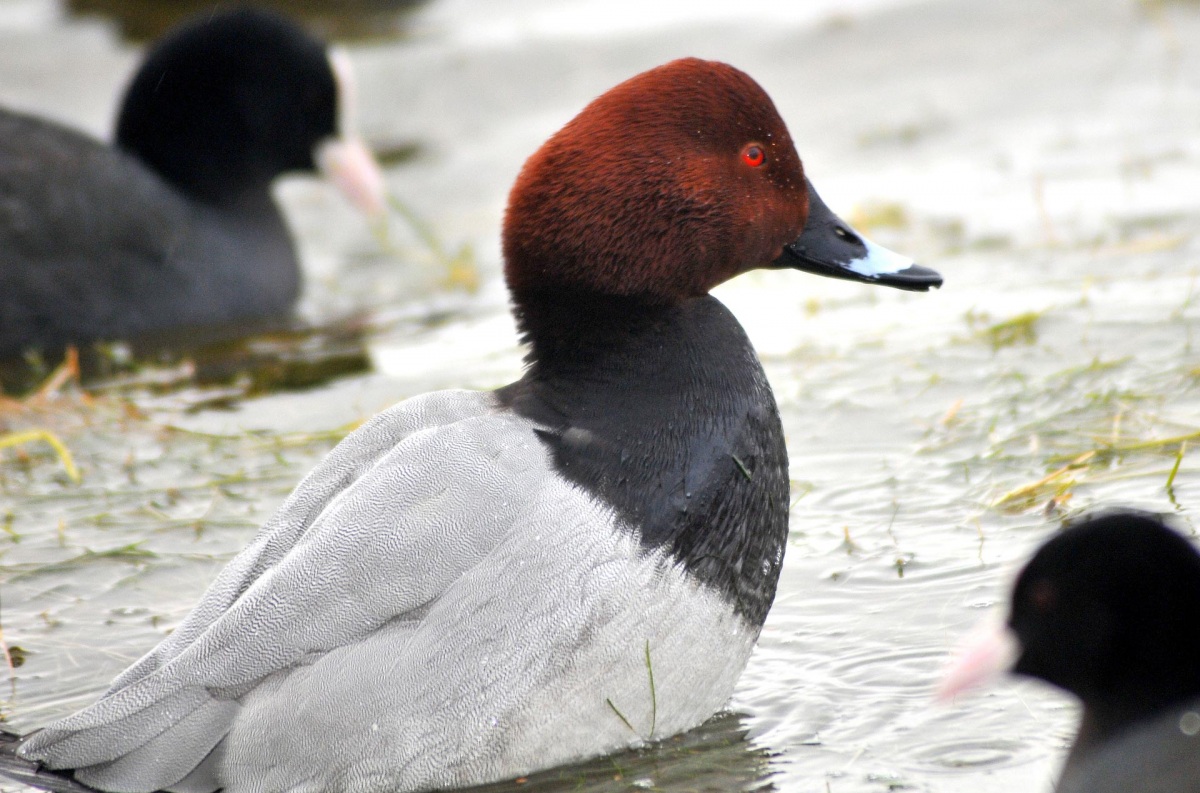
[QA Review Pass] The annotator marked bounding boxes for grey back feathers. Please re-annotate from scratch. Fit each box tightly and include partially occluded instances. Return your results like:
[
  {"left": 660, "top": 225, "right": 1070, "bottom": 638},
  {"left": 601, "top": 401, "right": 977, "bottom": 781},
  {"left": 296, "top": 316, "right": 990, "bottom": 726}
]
[{"left": 21, "top": 390, "right": 756, "bottom": 792}]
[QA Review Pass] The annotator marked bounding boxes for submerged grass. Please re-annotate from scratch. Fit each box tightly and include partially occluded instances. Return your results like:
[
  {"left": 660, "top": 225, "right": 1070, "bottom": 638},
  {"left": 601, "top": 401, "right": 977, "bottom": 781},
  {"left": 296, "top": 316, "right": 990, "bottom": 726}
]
[
  {"left": 987, "top": 400, "right": 1200, "bottom": 512},
  {"left": 922, "top": 343, "right": 1200, "bottom": 517},
  {"left": 0, "top": 352, "right": 355, "bottom": 613},
  {"left": 963, "top": 309, "right": 1046, "bottom": 351},
  {"left": 1166, "top": 442, "right": 1187, "bottom": 494},
  {"left": 0, "top": 355, "right": 361, "bottom": 722},
  {"left": 0, "top": 431, "right": 80, "bottom": 484},
  {"left": 378, "top": 194, "right": 479, "bottom": 293}
]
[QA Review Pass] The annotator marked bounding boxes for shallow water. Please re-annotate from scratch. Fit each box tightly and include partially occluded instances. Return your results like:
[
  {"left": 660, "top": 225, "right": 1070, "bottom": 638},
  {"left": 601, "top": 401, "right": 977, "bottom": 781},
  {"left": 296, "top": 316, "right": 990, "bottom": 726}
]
[{"left": 2, "top": 0, "right": 1200, "bottom": 791}]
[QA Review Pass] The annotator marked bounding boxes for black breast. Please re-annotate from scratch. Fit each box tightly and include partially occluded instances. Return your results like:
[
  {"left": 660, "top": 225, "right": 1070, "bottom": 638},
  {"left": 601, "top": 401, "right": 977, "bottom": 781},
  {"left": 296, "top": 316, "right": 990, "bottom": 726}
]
[{"left": 500, "top": 294, "right": 789, "bottom": 627}]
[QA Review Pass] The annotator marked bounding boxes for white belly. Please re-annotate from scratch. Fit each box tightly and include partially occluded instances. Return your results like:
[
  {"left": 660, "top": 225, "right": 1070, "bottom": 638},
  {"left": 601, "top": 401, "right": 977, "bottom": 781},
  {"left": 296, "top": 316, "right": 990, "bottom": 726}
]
[{"left": 219, "top": 476, "right": 757, "bottom": 793}]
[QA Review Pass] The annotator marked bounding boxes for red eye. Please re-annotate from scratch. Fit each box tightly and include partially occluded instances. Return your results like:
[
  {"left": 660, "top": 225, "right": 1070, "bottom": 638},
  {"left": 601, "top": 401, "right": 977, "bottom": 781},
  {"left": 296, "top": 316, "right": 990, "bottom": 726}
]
[{"left": 742, "top": 144, "right": 765, "bottom": 167}]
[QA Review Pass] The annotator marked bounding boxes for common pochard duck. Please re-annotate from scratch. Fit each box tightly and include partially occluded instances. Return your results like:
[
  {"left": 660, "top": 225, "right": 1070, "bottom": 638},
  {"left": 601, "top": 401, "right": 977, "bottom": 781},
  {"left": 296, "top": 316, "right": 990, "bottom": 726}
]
[
  {"left": 940, "top": 510, "right": 1200, "bottom": 793},
  {"left": 0, "top": 8, "right": 384, "bottom": 359},
  {"left": 2, "top": 58, "right": 939, "bottom": 793}
]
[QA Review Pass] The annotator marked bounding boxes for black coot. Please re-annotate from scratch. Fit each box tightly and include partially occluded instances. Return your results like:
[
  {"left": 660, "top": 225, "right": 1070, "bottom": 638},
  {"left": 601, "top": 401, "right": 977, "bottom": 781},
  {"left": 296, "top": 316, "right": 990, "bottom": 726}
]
[
  {"left": 0, "top": 8, "right": 383, "bottom": 359},
  {"left": 940, "top": 509, "right": 1200, "bottom": 793}
]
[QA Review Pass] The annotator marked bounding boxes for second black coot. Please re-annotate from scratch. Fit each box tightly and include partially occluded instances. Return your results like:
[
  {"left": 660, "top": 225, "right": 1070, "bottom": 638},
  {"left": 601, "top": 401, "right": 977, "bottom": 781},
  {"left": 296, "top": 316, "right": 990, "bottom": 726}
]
[{"left": 940, "top": 509, "right": 1200, "bottom": 793}]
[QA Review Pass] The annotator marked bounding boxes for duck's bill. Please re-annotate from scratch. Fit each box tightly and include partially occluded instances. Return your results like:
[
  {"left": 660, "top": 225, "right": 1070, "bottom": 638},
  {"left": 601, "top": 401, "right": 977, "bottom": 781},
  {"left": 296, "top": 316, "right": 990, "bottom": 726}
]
[
  {"left": 936, "top": 619, "right": 1021, "bottom": 704},
  {"left": 772, "top": 179, "right": 942, "bottom": 292}
]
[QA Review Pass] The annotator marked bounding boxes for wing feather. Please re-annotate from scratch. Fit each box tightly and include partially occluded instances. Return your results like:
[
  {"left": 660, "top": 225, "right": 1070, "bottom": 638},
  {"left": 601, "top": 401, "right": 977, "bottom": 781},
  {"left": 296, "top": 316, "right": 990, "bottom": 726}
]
[{"left": 22, "top": 391, "right": 548, "bottom": 782}]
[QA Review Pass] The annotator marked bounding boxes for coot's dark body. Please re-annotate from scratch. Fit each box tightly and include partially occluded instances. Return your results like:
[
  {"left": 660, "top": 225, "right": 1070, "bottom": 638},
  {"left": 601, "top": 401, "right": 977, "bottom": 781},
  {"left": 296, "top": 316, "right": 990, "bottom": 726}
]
[
  {"left": 0, "top": 8, "right": 378, "bottom": 358},
  {"left": 0, "top": 109, "right": 298, "bottom": 356}
]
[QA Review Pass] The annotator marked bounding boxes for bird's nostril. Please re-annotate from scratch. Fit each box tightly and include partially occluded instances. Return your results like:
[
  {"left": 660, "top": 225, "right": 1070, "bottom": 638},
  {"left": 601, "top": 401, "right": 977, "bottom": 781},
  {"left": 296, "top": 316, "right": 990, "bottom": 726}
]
[{"left": 834, "top": 225, "right": 859, "bottom": 243}]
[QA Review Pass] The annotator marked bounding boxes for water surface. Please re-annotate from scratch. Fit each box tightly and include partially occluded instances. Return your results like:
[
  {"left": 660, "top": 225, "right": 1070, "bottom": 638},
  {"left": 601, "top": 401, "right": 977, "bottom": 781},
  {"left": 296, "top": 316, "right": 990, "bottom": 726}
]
[{"left": 2, "top": 0, "right": 1199, "bottom": 791}]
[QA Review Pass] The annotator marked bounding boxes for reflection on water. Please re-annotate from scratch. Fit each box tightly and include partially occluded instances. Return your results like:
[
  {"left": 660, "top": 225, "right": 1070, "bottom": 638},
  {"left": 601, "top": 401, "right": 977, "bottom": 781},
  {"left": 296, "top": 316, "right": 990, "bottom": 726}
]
[
  {"left": 0, "top": 321, "right": 373, "bottom": 398},
  {"left": 2, "top": 0, "right": 1200, "bottom": 791},
  {"left": 461, "top": 713, "right": 775, "bottom": 793}
]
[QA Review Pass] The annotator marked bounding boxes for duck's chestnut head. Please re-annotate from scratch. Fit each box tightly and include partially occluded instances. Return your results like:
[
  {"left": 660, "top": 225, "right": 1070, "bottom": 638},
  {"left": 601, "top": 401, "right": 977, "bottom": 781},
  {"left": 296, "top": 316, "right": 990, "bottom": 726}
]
[{"left": 503, "top": 58, "right": 807, "bottom": 303}]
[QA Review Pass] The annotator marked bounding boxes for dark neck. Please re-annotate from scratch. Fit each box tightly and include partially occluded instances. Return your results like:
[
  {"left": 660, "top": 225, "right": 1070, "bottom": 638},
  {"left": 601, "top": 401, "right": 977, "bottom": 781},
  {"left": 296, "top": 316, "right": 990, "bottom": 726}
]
[
  {"left": 501, "top": 291, "right": 790, "bottom": 626},
  {"left": 116, "top": 138, "right": 279, "bottom": 212},
  {"left": 219, "top": 186, "right": 288, "bottom": 222},
  {"left": 510, "top": 290, "right": 673, "bottom": 376}
]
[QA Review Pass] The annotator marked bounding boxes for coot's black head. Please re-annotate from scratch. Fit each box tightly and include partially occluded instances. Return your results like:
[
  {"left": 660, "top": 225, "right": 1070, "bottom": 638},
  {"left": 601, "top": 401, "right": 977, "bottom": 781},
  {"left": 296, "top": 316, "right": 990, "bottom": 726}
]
[
  {"left": 115, "top": 8, "right": 340, "bottom": 208},
  {"left": 1009, "top": 510, "right": 1200, "bottom": 717}
]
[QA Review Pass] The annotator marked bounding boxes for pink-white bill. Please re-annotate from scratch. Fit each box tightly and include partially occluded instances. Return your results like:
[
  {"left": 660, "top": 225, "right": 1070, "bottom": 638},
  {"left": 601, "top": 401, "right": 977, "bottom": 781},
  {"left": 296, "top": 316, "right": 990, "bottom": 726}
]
[
  {"left": 317, "top": 136, "right": 386, "bottom": 220},
  {"left": 936, "top": 618, "right": 1021, "bottom": 703},
  {"left": 316, "top": 47, "right": 387, "bottom": 219}
]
